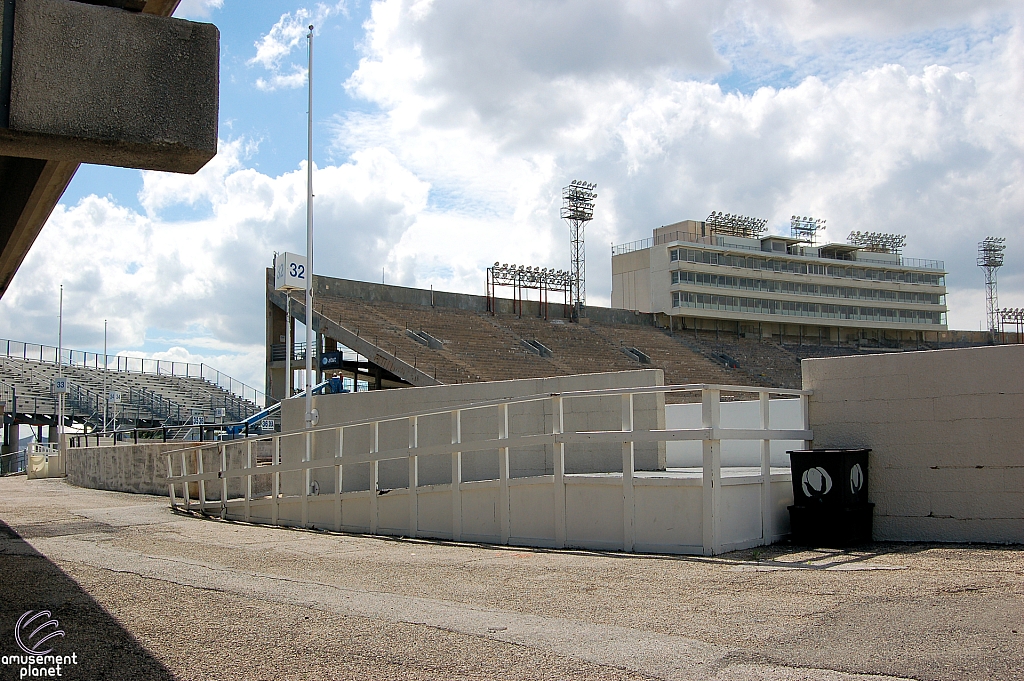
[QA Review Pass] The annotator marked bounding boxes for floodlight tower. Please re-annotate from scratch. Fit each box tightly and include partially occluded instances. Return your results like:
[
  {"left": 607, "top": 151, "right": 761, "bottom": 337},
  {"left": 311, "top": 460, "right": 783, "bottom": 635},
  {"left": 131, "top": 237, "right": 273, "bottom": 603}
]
[
  {"left": 561, "top": 180, "right": 597, "bottom": 321},
  {"left": 790, "top": 216, "right": 826, "bottom": 245},
  {"left": 978, "top": 237, "right": 1006, "bottom": 334}
]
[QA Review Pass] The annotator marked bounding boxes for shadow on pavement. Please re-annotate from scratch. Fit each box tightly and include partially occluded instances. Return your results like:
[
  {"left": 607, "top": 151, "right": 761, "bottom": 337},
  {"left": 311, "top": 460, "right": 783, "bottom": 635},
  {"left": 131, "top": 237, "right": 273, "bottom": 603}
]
[{"left": 0, "top": 518, "right": 175, "bottom": 680}]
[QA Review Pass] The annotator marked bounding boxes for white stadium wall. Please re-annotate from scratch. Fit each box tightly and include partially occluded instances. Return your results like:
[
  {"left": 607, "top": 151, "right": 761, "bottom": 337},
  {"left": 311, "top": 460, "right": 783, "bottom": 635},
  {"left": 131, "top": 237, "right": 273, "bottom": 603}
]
[{"left": 803, "top": 345, "right": 1024, "bottom": 543}]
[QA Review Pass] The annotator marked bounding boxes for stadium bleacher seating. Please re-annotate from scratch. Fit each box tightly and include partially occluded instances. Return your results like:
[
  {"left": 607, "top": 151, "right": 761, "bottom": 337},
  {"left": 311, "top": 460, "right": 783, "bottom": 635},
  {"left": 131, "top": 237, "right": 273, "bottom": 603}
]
[{"left": 0, "top": 350, "right": 260, "bottom": 429}]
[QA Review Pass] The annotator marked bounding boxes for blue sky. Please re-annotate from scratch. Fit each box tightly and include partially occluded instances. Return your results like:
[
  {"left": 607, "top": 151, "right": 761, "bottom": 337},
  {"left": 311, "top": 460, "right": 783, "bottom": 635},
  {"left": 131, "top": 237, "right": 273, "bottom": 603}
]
[{"left": 2, "top": 0, "right": 1022, "bottom": 391}]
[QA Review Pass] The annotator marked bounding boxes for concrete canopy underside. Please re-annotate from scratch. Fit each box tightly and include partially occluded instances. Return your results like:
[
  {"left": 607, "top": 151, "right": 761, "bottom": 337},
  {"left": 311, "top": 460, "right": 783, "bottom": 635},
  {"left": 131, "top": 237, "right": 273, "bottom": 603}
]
[{"left": 0, "top": 0, "right": 218, "bottom": 298}]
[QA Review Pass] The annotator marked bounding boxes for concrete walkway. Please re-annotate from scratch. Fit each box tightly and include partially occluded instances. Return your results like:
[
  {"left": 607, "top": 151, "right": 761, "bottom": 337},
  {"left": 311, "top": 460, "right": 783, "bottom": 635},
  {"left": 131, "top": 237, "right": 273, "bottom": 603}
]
[{"left": 1, "top": 477, "right": 1021, "bottom": 680}]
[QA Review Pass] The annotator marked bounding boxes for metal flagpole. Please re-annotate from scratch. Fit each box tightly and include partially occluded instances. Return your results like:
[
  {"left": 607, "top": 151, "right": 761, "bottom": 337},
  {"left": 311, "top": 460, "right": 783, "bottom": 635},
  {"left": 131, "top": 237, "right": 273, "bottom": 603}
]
[
  {"left": 304, "top": 24, "right": 315, "bottom": 430},
  {"left": 285, "top": 297, "right": 291, "bottom": 398},
  {"left": 58, "top": 285, "right": 64, "bottom": 450},
  {"left": 103, "top": 320, "right": 107, "bottom": 432}
]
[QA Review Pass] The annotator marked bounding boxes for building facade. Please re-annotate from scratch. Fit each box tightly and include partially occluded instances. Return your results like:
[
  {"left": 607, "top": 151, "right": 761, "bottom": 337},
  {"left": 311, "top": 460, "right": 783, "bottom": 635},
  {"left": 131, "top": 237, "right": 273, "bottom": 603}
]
[{"left": 612, "top": 220, "right": 948, "bottom": 344}]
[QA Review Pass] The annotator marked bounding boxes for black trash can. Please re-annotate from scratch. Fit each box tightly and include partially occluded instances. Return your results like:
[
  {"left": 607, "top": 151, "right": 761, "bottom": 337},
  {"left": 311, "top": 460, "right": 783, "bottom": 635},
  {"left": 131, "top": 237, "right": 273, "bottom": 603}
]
[{"left": 787, "top": 448, "right": 873, "bottom": 547}]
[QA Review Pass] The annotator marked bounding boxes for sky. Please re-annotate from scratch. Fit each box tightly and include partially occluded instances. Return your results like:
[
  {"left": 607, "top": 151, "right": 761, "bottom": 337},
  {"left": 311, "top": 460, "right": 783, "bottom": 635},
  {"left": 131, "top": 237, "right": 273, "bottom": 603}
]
[{"left": 1, "top": 0, "right": 1022, "bottom": 392}]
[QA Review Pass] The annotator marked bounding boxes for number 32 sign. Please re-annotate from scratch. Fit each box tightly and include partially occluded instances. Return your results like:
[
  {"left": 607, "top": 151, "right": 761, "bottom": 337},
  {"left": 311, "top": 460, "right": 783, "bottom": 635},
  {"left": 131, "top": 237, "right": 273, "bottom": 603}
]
[{"left": 274, "top": 252, "right": 307, "bottom": 291}]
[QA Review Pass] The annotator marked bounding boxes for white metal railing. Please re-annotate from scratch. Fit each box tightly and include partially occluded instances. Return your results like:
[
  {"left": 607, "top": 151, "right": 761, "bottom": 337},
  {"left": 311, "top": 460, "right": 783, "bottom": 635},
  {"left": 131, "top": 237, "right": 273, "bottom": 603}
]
[
  {"left": 0, "top": 338, "right": 266, "bottom": 408},
  {"left": 164, "top": 383, "right": 811, "bottom": 556}
]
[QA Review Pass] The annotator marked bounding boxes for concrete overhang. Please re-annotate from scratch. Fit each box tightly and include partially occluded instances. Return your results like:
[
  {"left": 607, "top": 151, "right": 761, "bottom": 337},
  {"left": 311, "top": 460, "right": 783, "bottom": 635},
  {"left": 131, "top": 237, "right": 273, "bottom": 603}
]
[{"left": 0, "top": 0, "right": 217, "bottom": 298}]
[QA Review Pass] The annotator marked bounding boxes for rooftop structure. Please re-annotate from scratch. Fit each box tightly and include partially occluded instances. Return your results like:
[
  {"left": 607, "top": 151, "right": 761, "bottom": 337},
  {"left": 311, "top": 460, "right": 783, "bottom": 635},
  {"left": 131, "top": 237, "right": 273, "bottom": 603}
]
[{"left": 612, "top": 218, "right": 948, "bottom": 345}]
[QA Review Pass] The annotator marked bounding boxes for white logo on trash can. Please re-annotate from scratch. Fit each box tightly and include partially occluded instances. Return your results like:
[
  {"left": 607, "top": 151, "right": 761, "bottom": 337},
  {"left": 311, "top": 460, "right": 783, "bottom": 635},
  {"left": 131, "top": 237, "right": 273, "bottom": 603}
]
[
  {"left": 801, "top": 467, "right": 833, "bottom": 498},
  {"left": 850, "top": 463, "right": 864, "bottom": 494}
]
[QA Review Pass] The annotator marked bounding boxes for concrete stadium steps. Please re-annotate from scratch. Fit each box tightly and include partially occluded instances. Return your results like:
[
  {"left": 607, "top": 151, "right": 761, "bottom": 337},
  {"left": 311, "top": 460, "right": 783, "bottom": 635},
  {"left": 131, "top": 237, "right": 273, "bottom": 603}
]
[
  {"left": 388, "top": 306, "right": 558, "bottom": 382},
  {"left": 317, "top": 298, "right": 480, "bottom": 384},
  {"left": 686, "top": 332, "right": 804, "bottom": 389},
  {"left": 586, "top": 323, "right": 751, "bottom": 389},
  {"left": 315, "top": 291, "right": 770, "bottom": 400},
  {"left": 0, "top": 356, "right": 259, "bottom": 425}
]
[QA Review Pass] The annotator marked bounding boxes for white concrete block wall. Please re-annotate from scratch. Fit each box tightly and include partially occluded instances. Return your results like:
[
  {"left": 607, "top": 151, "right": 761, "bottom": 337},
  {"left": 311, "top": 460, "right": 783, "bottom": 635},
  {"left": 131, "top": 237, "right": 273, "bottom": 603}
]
[{"left": 803, "top": 345, "right": 1024, "bottom": 543}]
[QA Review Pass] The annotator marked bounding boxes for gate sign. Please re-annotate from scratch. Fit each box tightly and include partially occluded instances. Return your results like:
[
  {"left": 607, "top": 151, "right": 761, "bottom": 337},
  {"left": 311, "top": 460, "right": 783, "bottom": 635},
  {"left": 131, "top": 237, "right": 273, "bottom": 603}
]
[
  {"left": 52, "top": 378, "right": 69, "bottom": 394},
  {"left": 108, "top": 391, "right": 122, "bottom": 404},
  {"left": 274, "top": 252, "right": 307, "bottom": 291},
  {"left": 320, "top": 351, "right": 342, "bottom": 370},
  {"left": 259, "top": 419, "right": 275, "bottom": 431}
]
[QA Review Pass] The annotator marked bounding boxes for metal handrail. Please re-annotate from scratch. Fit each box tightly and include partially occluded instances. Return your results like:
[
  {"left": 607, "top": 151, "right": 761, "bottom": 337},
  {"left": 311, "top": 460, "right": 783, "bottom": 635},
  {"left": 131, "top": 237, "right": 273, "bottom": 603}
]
[
  {"left": 0, "top": 338, "right": 266, "bottom": 408},
  {"left": 68, "top": 415, "right": 281, "bottom": 448}
]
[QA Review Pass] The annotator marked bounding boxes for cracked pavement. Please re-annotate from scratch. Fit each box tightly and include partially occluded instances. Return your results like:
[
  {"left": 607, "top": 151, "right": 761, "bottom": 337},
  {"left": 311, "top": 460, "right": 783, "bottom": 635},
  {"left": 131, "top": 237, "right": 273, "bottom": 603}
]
[{"left": 0, "top": 477, "right": 1021, "bottom": 680}]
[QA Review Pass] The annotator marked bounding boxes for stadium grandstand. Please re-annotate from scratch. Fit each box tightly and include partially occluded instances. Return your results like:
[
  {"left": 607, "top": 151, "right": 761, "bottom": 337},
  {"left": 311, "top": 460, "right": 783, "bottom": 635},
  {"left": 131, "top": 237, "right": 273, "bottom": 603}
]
[
  {"left": 0, "top": 339, "right": 264, "bottom": 466},
  {"left": 266, "top": 267, "right": 1011, "bottom": 407},
  {"left": 612, "top": 216, "right": 953, "bottom": 345}
]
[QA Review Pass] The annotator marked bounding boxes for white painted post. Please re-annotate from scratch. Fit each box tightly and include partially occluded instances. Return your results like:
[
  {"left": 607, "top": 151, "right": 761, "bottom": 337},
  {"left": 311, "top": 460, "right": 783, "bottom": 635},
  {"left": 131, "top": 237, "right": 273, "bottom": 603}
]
[
  {"left": 166, "top": 454, "right": 177, "bottom": 509},
  {"left": 272, "top": 436, "right": 280, "bottom": 526},
  {"left": 552, "top": 395, "right": 566, "bottom": 548},
  {"left": 800, "top": 394, "right": 811, "bottom": 449},
  {"left": 759, "top": 391, "right": 772, "bottom": 545},
  {"left": 370, "top": 421, "right": 379, "bottom": 534},
  {"left": 245, "top": 440, "right": 252, "bottom": 522},
  {"left": 197, "top": 446, "right": 207, "bottom": 513},
  {"left": 451, "top": 410, "right": 462, "bottom": 541},
  {"left": 220, "top": 443, "right": 228, "bottom": 520},
  {"left": 701, "top": 389, "right": 722, "bottom": 556},
  {"left": 302, "top": 430, "right": 311, "bottom": 528},
  {"left": 498, "top": 403, "right": 510, "bottom": 544},
  {"left": 621, "top": 393, "right": 635, "bottom": 552},
  {"left": 180, "top": 451, "right": 190, "bottom": 511},
  {"left": 335, "top": 426, "right": 344, "bottom": 531},
  {"left": 408, "top": 416, "right": 418, "bottom": 538}
]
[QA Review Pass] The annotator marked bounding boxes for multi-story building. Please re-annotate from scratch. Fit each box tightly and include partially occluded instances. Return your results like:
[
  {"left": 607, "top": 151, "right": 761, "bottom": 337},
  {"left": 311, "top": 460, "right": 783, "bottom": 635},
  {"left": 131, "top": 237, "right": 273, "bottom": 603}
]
[{"left": 612, "top": 219, "right": 948, "bottom": 344}]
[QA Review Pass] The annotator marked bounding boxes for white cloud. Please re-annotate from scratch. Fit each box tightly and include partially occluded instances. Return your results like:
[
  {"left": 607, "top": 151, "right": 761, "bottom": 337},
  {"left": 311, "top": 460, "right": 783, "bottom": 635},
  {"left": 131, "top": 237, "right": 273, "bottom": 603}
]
[
  {"left": 248, "top": 3, "right": 347, "bottom": 91},
  {"left": 173, "top": 0, "right": 223, "bottom": 20},
  {"left": 338, "top": 0, "right": 1024, "bottom": 327},
  {"left": 0, "top": 139, "right": 428, "bottom": 388},
  {"left": 6, "top": 0, "right": 1024, "bottom": 391}
]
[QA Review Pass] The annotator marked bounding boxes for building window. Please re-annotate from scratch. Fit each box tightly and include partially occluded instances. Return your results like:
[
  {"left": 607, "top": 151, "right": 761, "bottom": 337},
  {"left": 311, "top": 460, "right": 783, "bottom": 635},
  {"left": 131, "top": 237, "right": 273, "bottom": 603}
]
[
  {"left": 670, "top": 269, "right": 943, "bottom": 305},
  {"left": 669, "top": 248, "right": 943, "bottom": 285},
  {"left": 671, "top": 290, "right": 942, "bottom": 324}
]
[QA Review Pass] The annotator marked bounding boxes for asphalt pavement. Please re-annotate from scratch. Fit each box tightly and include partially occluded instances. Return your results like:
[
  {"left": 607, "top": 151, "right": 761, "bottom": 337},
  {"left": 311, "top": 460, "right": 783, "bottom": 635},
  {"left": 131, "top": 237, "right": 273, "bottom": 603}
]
[{"left": 0, "top": 476, "right": 1021, "bottom": 680}]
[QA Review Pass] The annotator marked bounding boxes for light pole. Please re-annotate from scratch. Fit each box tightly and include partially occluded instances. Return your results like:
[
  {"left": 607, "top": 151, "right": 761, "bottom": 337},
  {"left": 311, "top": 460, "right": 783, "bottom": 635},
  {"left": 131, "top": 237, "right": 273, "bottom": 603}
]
[
  {"left": 103, "top": 319, "right": 107, "bottom": 432},
  {"left": 57, "top": 285, "right": 64, "bottom": 451},
  {"left": 304, "top": 23, "right": 316, "bottom": 429}
]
